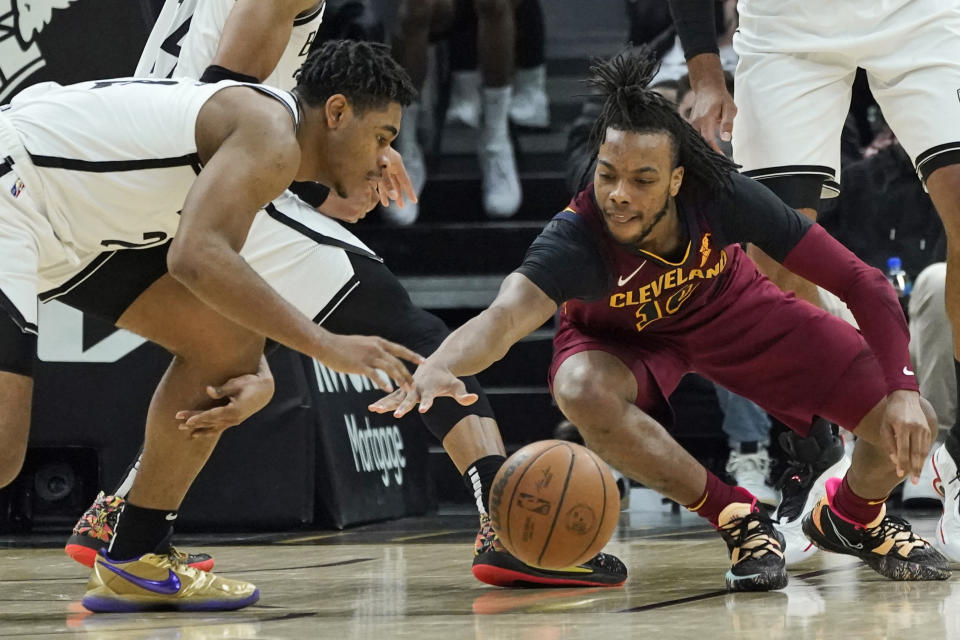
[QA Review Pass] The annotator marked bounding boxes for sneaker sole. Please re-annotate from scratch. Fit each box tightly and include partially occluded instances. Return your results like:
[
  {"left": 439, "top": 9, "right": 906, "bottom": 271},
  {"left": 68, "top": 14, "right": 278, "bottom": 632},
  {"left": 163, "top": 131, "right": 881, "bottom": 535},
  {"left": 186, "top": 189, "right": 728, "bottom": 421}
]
[
  {"left": 472, "top": 563, "right": 625, "bottom": 588},
  {"left": 724, "top": 568, "right": 788, "bottom": 592},
  {"left": 81, "top": 588, "right": 259, "bottom": 613},
  {"left": 802, "top": 513, "right": 951, "bottom": 581},
  {"left": 65, "top": 540, "right": 215, "bottom": 572}
]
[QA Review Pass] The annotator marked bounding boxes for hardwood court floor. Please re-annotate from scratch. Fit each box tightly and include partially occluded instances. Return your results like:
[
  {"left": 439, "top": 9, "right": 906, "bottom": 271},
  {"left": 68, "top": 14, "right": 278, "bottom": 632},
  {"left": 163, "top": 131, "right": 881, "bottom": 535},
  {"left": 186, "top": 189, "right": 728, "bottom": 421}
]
[{"left": 1, "top": 507, "right": 957, "bottom": 639}]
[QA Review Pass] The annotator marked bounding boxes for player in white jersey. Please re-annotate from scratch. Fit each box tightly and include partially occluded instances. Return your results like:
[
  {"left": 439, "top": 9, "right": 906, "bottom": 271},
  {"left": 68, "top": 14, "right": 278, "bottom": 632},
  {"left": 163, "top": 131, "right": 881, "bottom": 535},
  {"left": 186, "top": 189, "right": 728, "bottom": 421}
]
[
  {"left": 0, "top": 39, "right": 426, "bottom": 612},
  {"left": 668, "top": 0, "right": 960, "bottom": 563},
  {"left": 59, "top": 0, "right": 627, "bottom": 592},
  {"left": 137, "top": 0, "right": 326, "bottom": 88}
]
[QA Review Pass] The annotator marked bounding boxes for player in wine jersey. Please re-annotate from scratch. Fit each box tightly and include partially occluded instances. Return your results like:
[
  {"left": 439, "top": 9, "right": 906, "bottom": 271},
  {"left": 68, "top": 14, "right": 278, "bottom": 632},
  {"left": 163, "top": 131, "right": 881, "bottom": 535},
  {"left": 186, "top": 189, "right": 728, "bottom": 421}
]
[
  {"left": 60, "top": 0, "right": 627, "bottom": 591},
  {"left": 0, "top": 40, "right": 427, "bottom": 612},
  {"left": 372, "top": 49, "right": 950, "bottom": 591},
  {"left": 667, "top": 0, "right": 960, "bottom": 562}
]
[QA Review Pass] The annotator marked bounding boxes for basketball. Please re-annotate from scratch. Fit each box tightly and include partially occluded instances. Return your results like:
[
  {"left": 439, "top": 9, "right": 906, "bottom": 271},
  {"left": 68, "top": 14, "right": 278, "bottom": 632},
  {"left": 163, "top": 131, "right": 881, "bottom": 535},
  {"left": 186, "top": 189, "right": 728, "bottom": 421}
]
[{"left": 489, "top": 440, "right": 621, "bottom": 569}]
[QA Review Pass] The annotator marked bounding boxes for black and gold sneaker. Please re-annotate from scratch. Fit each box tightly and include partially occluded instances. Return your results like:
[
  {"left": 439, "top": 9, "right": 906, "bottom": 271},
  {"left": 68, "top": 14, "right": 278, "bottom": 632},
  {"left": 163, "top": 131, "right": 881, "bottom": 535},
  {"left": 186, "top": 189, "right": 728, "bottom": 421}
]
[
  {"left": 802, "top": 481, "right": 950, "bottom": 581},
  {"left": 718, "top": 502, "right": 788, "bottom": 592}
]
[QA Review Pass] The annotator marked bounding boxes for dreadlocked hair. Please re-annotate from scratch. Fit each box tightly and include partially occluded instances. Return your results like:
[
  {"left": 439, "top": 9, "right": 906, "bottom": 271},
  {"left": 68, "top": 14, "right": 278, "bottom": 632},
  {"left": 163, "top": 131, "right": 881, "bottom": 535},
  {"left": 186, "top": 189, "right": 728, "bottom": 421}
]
[
  {"left": 295, "top": 39, "right": 417, "bottom": 113},
  {"left": 587, "top": 47, "right": 738, "bottom": 193}
]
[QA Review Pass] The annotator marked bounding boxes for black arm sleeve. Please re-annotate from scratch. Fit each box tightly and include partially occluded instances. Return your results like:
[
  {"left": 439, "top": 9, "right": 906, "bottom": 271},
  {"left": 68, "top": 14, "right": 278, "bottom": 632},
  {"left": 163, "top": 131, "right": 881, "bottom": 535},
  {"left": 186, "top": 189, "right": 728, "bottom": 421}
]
[
  {"left": 667, "top": 0, "right": 719, "bottom": 59},
  {"left": 199, "top": 65, "right": 260, "bottom": 84},
  {"left": 714, "top": 173, "right": 815, "bottom": 262},
  {"left": 514, "top": 217, "right": 611, "bottom": 304}
]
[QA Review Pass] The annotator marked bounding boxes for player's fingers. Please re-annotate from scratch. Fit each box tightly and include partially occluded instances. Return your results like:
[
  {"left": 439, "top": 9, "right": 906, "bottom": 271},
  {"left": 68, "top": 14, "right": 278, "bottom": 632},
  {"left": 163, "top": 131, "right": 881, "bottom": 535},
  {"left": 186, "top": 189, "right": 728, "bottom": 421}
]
[
  {"left": 380, "top": 340, "right": 426, "bottom": 366},
  {"left": 394, "top": 164, "right": 418, "bottom": 205},
  {"left": 388, "top": 173, "right": 405, "bottom": 208},
  {"left": 910, "top": 426, "right": 928, "bottom": 481},
  {"left": 454, "top": 392, "right": 479, "bottom": 407},
  {"left": 368, "top": 389, "right": 405, "bottom": 413},
  {"left": 446, "top": 380, "right": 479, "bottom": 407},
  {"left": 210, "top": 377, "right": 249, "bottom": 399},
  {"left": 377, "top": 183, "right": 390, "bottom": 207},
  {"left": 182, "top": 406, "right": 236, "bottom": 430},
  {"left": 719, "top": 102, "right": 736, "bottom": 142},
  {"left": 394, "top": 390, "right": 420, "bottom": 417},
  {"left": 175, "top": 410, "right": 204, "bottom": 421},
  {"left": 895, "top": 427, "right": 911, "bottom": 479},
  {"left": 878, "top": 423, "right": 903, "bottom": 476},
  {"left": 364, "top": 366, "right": 394, "bottom": 394},
  {"left": 372, "top": 354, "right": 414, "bottom": 390},
  {"left": 697, "top": 120, "right": 722, "bottom": 153},
  {"left": 418, "top": 388, "right": 437, "bottom": 413}
]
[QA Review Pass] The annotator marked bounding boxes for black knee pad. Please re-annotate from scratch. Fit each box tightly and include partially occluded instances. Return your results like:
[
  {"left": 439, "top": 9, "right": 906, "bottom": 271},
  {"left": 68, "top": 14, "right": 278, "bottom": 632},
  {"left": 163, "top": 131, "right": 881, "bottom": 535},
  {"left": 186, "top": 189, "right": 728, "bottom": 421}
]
[{"left": 417, "top": 374, "right": 496, "bottom": 442}]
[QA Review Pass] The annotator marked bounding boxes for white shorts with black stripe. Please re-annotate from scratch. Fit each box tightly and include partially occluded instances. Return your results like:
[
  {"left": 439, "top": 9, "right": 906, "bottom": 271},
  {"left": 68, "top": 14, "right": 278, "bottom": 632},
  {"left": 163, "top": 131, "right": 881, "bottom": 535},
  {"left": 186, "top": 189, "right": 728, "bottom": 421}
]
[
  {"left": 37, "top": 190, "right": 378, "bottom": 327},
  {"left": 732, "top": 0, "right": 960, "bottom": 195}
]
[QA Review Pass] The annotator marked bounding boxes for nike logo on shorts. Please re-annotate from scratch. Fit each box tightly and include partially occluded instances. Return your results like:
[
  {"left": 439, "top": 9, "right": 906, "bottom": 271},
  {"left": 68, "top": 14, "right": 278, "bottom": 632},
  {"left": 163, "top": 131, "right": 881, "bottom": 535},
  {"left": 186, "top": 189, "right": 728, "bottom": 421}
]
[
  {"left": 617, "top": 261, "right": 647, "bottom": 287},
  {"left": 100, "top": 561, "right": 182, "bottom": 595},
  {"left": 903, "top": 366, "right": 915, "bottom": 376}
]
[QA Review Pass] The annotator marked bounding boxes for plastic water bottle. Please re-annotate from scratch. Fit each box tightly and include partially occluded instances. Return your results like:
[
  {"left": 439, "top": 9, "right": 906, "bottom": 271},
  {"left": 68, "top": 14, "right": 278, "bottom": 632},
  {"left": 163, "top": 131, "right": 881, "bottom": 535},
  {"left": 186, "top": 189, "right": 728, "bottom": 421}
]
[{"left": 886, "top": 256, "right": 912, "bottom": 298}]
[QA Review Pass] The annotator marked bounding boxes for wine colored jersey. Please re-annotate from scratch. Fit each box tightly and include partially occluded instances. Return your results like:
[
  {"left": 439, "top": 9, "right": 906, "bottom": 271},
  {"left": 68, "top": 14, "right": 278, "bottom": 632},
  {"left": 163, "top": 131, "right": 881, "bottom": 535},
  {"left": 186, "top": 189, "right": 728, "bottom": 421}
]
[{"left": 517, "top": 172, "right": 918, "bottom": 394}]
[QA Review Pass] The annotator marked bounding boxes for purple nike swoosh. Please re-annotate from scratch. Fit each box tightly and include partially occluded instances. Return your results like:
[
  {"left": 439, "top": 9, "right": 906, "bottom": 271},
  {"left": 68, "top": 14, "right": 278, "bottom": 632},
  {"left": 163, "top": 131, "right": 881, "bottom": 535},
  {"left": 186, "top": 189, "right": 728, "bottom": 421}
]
[{"left": 100, "top": 560, "right": 182, "bottom": 595}]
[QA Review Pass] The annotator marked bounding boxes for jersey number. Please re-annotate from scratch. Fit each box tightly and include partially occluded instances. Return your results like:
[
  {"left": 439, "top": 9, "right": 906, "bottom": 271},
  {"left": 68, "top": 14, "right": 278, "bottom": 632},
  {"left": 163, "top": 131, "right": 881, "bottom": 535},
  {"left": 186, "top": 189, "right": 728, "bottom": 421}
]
[{"left": 90, "top": 79, "right": 180, "bottom": 90}]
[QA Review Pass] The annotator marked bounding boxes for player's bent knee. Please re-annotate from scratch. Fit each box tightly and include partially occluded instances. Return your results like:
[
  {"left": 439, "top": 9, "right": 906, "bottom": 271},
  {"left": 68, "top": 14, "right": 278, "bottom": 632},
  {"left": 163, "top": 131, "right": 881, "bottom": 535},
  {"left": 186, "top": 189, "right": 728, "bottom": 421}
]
[{"left": 553, "top": 369, "right": 615, "bottom": 427}]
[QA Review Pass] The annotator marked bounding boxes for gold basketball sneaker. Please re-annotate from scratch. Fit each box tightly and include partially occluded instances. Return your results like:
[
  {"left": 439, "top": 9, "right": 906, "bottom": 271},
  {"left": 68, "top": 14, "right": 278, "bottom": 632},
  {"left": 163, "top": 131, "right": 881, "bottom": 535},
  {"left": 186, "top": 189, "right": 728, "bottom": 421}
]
[{"left": 82, "top": 550, "right": 259, "bottom": 612}]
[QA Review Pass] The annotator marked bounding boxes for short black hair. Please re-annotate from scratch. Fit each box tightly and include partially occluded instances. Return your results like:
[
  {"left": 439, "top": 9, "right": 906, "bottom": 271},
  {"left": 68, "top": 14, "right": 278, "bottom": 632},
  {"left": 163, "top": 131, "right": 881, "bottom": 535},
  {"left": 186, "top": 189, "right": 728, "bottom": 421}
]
[
  {"left": 295, "top": 39, "right": 417, "bottom": 113},
  {"left": 588, "top": 47, "right": 738, "bottom": 192}
]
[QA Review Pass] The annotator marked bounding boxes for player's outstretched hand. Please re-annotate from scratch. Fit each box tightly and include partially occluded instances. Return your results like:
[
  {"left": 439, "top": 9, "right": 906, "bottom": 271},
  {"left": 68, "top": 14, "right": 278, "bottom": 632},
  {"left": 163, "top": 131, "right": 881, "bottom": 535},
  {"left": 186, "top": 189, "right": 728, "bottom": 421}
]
[
  {"left": 689, "top": 84, "right": 736, "bottom": 153},
  {"left": 320, "top": 333, "right": 425, "bottom": 393},
  {"left": 879, "top": 390, "right": 934, "bottom": 483},
  {"left": 368, "top": 361, "right": 478, "bottom": 417},
  {"left": 175, "top": 355, "right": 275, "bottom": 439},
  {"left": 318, "top": 182, "right": 380, "bottom": 222},
  {"left": 377, "top": 147, "right": 418, "bottom": 208}
]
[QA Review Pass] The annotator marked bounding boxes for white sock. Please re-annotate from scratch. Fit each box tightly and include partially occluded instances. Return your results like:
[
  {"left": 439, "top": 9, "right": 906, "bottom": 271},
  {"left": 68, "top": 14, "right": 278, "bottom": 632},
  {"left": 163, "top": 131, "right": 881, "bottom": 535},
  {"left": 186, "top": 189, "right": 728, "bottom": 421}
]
[{"left": 482, "top": 85, "right": 512, "bottom": 144}]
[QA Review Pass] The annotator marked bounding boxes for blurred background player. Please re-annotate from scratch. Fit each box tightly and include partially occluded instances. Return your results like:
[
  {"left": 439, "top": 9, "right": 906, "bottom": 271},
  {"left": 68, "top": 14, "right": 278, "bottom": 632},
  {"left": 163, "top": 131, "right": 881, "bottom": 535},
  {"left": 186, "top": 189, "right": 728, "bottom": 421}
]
[{"left": 387, "top": 0, "right": 548, "bottom": 223}]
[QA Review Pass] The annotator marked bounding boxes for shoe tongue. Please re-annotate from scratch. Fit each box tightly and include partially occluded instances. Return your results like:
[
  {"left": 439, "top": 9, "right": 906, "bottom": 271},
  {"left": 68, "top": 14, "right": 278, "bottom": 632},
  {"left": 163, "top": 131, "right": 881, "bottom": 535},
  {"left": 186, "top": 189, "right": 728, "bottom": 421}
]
[
  {"left": 719, "top": 501, "right": 754, "bottom": 526},
  {"left": 824, "top": 476, "right": 842, "bottom": 504}
]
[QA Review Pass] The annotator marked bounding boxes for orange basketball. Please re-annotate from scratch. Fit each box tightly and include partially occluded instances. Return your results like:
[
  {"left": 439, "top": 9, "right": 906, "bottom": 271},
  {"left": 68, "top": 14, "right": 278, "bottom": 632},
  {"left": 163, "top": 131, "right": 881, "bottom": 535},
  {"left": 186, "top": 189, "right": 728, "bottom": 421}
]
[{"left": 489, "top": 440, "right": 621, "bottom": 569}]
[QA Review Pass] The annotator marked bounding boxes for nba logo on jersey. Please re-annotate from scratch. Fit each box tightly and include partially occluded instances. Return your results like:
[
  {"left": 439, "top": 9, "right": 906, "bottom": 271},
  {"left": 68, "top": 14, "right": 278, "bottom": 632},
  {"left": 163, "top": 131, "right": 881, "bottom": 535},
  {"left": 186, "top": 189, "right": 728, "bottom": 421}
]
[{"left": 10, "top": 178, "right": 24, "bottom": 198}]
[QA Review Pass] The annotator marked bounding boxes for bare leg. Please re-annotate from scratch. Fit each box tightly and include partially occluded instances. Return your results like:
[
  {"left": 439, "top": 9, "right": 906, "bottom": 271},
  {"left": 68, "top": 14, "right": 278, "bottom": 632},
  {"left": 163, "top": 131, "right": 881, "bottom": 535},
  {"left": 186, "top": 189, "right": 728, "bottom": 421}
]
[
  {"left": 474, "top": 0, "right": 517, "bottom": 88},
  {"left": 0, "top": 371, "right": 31, "bottom": 488},
  {"left": 441, "top": 416, "right": 506, "bottom": 474},
  {"left": 552, "top": 351, "right": 706, "bottom": 506},
  {"left": 394, "top": 0, "right": 452, "bottom": 90},
  {"left": 747, "top": 206, "right": 822, "bottom": 307},
  {"left": 115, "top": 275, "right": 264, "bottom": 511},
  {"left": 925, "top": 165, "right": 960, "bottom": 363}
]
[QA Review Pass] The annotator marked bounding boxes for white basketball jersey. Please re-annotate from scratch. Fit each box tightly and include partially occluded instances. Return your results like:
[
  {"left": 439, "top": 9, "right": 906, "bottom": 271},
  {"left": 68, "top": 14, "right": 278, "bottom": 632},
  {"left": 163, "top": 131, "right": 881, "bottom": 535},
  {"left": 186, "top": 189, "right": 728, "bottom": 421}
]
[
  {"left": 136, "top": 0, "right": 326, "bottom": 90},
  {"left": 4, "top": 77, "right": 300, "bottom": 262}
]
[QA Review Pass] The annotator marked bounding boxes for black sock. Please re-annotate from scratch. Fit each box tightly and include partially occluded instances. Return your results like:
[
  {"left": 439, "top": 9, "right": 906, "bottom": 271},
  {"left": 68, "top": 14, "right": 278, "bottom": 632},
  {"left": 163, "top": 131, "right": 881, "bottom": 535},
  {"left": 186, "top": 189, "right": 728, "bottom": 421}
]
[
  {"left": 107, "top": 502, "right": 177, "bottom": 560},
  {"left": 462, "top": 455, "right": 507, "bottom": 517}
]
